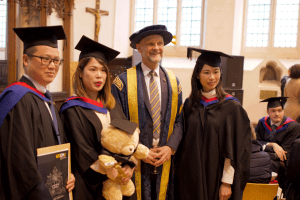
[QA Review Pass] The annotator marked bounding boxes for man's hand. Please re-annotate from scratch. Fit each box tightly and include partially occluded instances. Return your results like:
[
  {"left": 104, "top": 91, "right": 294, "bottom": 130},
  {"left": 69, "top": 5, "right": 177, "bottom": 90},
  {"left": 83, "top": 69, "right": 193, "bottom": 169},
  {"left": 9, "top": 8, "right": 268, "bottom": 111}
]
[
  {"left": 121, "top": 165, "right": 135, "bottom": 185},
  {"left": 142, "top": 148, "right": 159, "bottom": 166},
  {"left": 66, "top": 173, "right": 75, "bottom": 192},
  {"left": 219, "top": 182, "right": 232, "bottom": 200},
  {"left": 153, "top": 146, "right": 172, "bottom": 167},
  {"left": 269, "top": 143, "right": 287, "bottom": 161}
]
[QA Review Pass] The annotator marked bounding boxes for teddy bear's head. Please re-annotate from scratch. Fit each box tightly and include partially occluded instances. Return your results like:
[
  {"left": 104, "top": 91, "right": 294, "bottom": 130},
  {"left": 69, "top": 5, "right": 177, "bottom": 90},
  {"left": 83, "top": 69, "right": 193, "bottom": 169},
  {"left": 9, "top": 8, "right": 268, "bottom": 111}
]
[{"left": 101, "top": 120, "right": 140, "bottom": 156}]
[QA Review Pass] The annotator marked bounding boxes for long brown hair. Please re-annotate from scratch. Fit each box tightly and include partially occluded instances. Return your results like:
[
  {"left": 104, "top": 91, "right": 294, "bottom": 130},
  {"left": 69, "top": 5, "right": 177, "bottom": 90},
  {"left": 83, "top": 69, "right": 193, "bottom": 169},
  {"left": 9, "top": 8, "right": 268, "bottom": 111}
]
[
  {"left": 189, "top": 62, "right": 227, "bottom": 112},
  {"left": 73, "top": 57, "right": 115, "bottom": 109}
]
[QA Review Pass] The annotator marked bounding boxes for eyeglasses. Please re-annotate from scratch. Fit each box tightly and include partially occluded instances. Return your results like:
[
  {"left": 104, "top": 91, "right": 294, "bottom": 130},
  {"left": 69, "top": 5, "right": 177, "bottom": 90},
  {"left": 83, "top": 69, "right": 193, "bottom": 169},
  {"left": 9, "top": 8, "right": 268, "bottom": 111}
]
[{"left": 27, "top": 54, "right": 64, "bottom": 67}]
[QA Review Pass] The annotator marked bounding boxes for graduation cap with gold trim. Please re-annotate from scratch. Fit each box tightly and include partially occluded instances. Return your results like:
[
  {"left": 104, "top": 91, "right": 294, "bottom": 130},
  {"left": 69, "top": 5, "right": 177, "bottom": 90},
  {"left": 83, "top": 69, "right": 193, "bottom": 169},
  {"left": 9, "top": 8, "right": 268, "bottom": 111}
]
[
  {"left": 187, "top": 47, "right": 234, "bottom": 67},
  {"left": 75, "top": 35, "right": 120, "bottom": 64},
  {"left": 13, "top": 26, "right": 66, "bottom": 53},
  {"left": 260, "top": 97, "right": 288, "bottom": 109}
]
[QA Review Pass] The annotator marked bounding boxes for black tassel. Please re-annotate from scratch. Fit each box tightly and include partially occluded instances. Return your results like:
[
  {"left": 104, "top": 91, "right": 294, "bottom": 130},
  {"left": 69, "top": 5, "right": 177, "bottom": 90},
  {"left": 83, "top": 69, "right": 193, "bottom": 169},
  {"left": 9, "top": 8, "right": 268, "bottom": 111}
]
[{"left": 187, "top": 47, "right": 194, "bottom": 59}]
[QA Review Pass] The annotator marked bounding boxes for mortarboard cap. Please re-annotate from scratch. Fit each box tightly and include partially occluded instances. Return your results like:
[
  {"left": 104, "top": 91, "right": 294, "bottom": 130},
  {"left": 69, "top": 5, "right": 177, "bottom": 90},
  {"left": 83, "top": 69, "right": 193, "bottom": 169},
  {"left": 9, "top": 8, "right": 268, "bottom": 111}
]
[
  {"left": 187, "top": 47, "right": 234, "bottom": 67},
  {"left": 129, "top": 25, "right": 173, "bottom": 49},
  {"left": 13, "top": 26, "right": 66, "bottom": 52},
  {"left": 75, "top": 35, "right": 120, "bottom": 64},
  {"left": 110, "top": 119, "right": 138, "bottom": 135},
  {"left": 260, "top": 97, "right": 288, "bottom": 109}
]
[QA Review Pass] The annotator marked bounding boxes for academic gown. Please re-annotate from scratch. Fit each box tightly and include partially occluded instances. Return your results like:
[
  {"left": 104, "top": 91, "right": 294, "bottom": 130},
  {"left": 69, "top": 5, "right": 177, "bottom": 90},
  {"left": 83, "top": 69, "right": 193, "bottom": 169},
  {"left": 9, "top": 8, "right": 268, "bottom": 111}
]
[
  {"left": 0, "top": 76, "right": 64, "bottom": 200},
  {"left": 111, "top": 64, "right": 183, "bottom": 200},
  {"left": 60, "top": 99, "right": 137, "bottom": 200},
  {"left": 175, "top": 97, "right": 251, "bottom": 200},
  {"left": 255, "top": 117, "right": 300, "bottom": 171},
  {"left": 255, "top": 116, "right": 300, "bottom": 191},
  {"left": 285, "top": 138, "right": 300, "bottom": 200}
]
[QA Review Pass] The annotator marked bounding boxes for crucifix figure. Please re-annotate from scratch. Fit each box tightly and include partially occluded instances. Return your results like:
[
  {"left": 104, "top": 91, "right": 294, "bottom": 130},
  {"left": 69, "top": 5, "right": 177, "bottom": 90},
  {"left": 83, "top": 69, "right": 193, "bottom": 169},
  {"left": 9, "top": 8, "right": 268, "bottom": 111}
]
[{"left": 86, "top": 0, "right": 109, "bottom": 41}]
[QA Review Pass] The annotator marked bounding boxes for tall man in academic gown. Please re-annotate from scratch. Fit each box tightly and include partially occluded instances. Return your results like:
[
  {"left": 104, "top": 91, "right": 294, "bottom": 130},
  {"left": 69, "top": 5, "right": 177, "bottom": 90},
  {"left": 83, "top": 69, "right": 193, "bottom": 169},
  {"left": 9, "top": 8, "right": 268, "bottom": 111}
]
[
  {"left": 111, "top": 25, "right": 183, "bottom": 200},
  {"left": 255, "top": 97, "right": 300, "bottom": 190},
  {"left": 0, "top": 26, "right": 75, "bottom": 200}
]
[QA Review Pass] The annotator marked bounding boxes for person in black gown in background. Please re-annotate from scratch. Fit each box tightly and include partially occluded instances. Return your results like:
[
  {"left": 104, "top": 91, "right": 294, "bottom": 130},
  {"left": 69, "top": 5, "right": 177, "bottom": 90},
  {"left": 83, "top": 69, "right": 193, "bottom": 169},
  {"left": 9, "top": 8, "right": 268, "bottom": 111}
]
[
  {"left": 175, "top": 48, "right": 252, "bottom": 200},
  {"left": 255, "top": 97, "right": 300, "bottom": 193},
  {"left": 60, "top": 36, "right": 136, "bottom": 200}
]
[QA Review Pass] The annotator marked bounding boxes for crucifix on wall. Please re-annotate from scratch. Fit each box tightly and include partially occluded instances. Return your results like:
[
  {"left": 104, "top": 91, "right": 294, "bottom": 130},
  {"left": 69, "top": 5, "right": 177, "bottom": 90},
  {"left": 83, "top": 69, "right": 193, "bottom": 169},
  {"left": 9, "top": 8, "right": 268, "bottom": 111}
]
[{"left": 86, "top": 0, "right": 109, "bottom": 41}]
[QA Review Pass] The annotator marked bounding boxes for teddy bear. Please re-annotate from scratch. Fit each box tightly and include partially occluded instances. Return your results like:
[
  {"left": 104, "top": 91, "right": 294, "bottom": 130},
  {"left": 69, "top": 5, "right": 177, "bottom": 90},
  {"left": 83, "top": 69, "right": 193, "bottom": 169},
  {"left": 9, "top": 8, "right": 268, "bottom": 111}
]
[{"left": 98, "top": 119, "right": 149, "bottom": 200}]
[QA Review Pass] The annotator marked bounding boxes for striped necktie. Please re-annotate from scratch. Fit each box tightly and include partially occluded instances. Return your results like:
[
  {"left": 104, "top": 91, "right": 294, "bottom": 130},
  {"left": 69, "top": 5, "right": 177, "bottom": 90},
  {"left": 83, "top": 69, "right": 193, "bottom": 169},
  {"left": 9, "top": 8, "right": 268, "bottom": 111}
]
[
  {"left": 149, "top": 71, "right": 161, "bottom": 140},
  {"left": 44, "top": 90, "right": 61, "bottom": 144},
  {"left": 269, "top": 124, "right": 277, "bottom": 141}
]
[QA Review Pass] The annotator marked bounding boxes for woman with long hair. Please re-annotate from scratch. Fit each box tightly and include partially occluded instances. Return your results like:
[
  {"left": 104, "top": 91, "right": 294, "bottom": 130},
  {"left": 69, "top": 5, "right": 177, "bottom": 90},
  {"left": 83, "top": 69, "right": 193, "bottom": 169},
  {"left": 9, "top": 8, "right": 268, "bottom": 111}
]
[
  {"left": 175, "top": 48, "right": 252, "bottom": 200},
  {"left": 59, "top": 36, "right": 136, "bottom": 200}
]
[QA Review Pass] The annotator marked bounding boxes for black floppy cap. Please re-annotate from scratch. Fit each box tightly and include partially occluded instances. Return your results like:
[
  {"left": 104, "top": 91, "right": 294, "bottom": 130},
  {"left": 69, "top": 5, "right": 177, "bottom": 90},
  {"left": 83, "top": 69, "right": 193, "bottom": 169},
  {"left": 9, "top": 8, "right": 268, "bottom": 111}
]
[
  {"left": 110, "top": 119, "right": 138, "bottom": 135},
  {"left": 75, "top": 35, "right": 120, "bottom": 64},
  {"left": 129, "top": 25, "right": 173, "bottom": 49},
  {"left": 13, "top": 26, "right": 66, "bottom": 53},
  {"left": 260, "top": 97, "right": 288, "bottom": 109},
  {"left": 187, "top": 48, "right": 234, "bottom": 67}
]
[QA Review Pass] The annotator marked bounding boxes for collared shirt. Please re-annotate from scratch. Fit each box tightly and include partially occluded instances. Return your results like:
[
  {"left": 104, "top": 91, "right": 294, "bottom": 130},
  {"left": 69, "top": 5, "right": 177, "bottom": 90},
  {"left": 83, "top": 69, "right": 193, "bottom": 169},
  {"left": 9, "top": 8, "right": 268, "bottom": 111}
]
[
  {"left": 141, "top": 62, "right": 162, "bottom": 107},
  {"left": 202, "top": 89, "right": 235, "bottom": 184},
  {"left": 262, "top": 120, "right": 281, "bottom": 150},
  {"left": 23, "top": 74, "right": 53, "bottom": 119},
  {"left": 141, "top": 62, "right": 162, "bottom": 147}
]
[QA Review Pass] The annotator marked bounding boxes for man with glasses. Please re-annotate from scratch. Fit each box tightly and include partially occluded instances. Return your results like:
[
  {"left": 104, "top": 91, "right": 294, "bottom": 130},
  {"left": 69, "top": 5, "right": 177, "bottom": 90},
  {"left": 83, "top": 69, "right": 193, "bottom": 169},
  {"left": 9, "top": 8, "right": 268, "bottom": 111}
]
[{"left": 0, "top": 26, "right": 75, "bottom": 199}]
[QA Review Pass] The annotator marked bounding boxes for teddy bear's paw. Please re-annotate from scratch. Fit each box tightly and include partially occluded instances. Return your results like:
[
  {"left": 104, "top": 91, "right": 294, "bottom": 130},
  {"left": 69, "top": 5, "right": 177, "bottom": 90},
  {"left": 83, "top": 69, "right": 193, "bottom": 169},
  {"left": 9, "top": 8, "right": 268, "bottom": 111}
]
[
  {"left": 121, "top": 180, "right": 135, "bottom": 196},
  {"left": 99, "top": 155, "right": 117, "bottom": 168},
  {"left": 103, "top": 179, "right": 122, "bottom": 200},
  {"left": 133, "top": 144, "right": 150, "bottom": 159}
]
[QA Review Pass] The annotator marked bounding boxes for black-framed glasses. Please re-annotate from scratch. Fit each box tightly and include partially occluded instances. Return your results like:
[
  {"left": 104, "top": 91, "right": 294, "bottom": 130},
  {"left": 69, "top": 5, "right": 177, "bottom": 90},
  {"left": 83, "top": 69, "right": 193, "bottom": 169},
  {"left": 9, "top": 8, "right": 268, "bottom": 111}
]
[{"left": 27, "top": 54, "right": 64, "bottom": 67}]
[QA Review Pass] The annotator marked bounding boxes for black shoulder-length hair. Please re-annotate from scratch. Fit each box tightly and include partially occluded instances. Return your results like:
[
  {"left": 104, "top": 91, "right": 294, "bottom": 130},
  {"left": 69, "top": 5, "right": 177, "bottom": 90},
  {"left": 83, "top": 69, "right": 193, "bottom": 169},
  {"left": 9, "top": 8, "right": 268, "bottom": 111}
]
[{"left": 189, "top": 62, "right": 227, "bottom": 112}]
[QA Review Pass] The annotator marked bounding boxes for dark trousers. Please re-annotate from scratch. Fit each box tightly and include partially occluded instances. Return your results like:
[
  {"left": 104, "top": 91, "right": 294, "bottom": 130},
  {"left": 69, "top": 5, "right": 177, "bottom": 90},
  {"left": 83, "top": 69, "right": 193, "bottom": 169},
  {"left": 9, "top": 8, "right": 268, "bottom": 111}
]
[{"left": 151, "top": 173, "right": 157, "bottom": 200}]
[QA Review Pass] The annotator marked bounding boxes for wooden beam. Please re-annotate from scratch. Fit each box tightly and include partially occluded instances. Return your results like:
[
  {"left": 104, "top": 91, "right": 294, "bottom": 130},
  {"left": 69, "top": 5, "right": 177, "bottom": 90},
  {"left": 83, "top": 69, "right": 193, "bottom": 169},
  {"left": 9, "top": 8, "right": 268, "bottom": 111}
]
[
  {"left": 63, "top": 0, "right": 73, "bottom": 96},
  {"left": 7, "top": 0, "right": 17, "bottom": 85},
  {"left": 40, "top": 0, "right": 47, "bottom": 26}
]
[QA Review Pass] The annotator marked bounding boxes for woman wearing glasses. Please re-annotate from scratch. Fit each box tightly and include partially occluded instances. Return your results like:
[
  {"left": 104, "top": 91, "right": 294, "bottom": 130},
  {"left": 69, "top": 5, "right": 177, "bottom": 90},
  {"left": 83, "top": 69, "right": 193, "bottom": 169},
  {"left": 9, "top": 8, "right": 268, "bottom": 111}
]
[{"left": 59, "top": 36, "right": 136, "bottom": 200}]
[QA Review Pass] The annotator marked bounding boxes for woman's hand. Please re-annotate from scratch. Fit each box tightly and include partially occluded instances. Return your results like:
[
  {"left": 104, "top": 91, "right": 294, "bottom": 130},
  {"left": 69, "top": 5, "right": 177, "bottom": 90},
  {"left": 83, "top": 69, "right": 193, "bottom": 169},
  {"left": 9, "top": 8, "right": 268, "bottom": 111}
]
[
  {"left": 121, "top": 165, "right": 135, "bottom": 185},
  {"left": 219, "top": 182, "right": 232, "bottom": 200},
  {"left": 66, "top": 173, "right": 75, "bottom": 192}
]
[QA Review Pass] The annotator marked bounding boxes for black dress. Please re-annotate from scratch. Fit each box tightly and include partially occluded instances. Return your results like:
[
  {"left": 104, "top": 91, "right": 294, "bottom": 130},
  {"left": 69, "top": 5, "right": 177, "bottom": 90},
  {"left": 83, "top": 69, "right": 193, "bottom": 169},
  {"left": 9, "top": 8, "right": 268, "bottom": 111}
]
[
  {"left": 0, "top": 76, "right": 64, "bottom": 200},
  {"left": 60, "top": 100, "right": 137, "bottom": 200},
  {"left": 175, "top": 97, "right": 251, "bottom": 200}
]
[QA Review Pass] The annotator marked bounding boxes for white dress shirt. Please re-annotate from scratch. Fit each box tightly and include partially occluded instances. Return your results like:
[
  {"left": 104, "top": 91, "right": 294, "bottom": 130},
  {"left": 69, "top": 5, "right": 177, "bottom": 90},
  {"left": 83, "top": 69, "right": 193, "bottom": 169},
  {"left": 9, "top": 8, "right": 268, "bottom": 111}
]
[
  {"left": 23, "top": 74, "right": 53, "bottom": 119},
  {"left": 202, "top": 89, "right": 235, "bottom": 184},
  {"left": 141, "top": 62, "right": 162, "bottom": 146}
]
